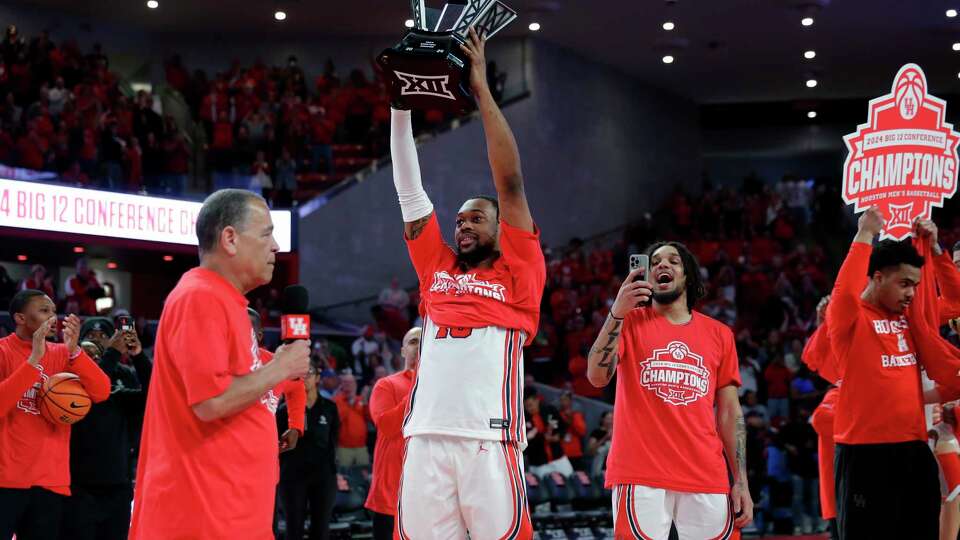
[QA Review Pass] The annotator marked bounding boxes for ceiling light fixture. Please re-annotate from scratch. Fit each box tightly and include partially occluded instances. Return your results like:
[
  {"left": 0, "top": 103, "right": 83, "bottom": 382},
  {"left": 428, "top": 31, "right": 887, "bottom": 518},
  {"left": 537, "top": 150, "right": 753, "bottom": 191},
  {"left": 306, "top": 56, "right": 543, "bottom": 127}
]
[
  {"left": 948, "top": 9, "right": 958, "bottom": 18},
  {"left": 804, "top": 50, "right": 816, "bottom": 59},
  {"left": 806, "top": 78, "right": 818, "bottom": 88},
  {"left": 404, "top": 19, "right": 415, "bottom": 28},
  {"left": 801, "top": 16, "right": 814, "bottom": 26},
  {"left": 146, "top": 0, "right": 159, "bottom": 8},
  {"left": 953, "top": 42, "right": 960, "bottom": 51},
  {"left": 662, "top": 21, "right": 675, "bottom": 31},
  {"left": 73, "top": 246, "right": 85, "bottom": 253},
  {"left": 528, "top": 22, "right": 541, "bottom": 31},
  {"left": 106, "top": 262, "right": 118, "bottom": 269},
  {"left": 163, "top": 255, "right": 174, "bottom": 262},
  {"left": 662, "top": 55, "right": 675, "bottom": 64},
  {"left": 808, "top": 111, "right": 817, "bottom": 119},
  {"left": 16, "top": 255, "right": 27, "bottom": 261},
  {"left": 274, "top": 10, "right": 287, "bottom": 21}
]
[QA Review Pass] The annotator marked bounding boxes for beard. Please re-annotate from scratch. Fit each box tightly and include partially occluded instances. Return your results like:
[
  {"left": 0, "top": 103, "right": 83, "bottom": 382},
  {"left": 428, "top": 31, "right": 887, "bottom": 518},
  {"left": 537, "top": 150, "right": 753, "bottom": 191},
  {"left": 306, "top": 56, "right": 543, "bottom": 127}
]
[
  {"left": 653, "top": 285, "right": 684, "bottom": 306},
  {"left": 456, "top": 242, "right": 498, "bottom": 268}
]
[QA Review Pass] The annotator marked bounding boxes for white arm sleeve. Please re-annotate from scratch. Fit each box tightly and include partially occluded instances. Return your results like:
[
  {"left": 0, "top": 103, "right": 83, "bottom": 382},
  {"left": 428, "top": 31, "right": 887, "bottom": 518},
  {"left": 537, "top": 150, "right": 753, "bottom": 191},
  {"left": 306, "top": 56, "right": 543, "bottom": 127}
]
[{"left": 391, "top": 108, "right": 434, "bottom": 222}]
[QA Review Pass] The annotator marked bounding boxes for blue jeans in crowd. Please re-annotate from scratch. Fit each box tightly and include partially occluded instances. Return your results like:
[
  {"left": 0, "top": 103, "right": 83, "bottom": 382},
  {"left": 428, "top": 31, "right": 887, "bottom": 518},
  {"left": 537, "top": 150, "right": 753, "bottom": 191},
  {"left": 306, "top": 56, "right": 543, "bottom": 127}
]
[{"left": 768, "top": 398, "right": 790, "bottom": 420}]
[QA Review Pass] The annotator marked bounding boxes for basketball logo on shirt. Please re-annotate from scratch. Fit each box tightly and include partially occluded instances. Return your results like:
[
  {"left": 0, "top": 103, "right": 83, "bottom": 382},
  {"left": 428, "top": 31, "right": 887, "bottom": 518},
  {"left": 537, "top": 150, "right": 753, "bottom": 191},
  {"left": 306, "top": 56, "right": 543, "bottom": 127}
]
[
  {"left": 639, "top": 341, "right": 710, "bottom": 406},
  {"left": 16, "top": 367, "right": 47, "bottom": 415},
  {"left": 429, "top": 271, "right": 506, "bottom": 302},
  {"left": 250, "top": 330, "right": 279, "bottom": 414}
]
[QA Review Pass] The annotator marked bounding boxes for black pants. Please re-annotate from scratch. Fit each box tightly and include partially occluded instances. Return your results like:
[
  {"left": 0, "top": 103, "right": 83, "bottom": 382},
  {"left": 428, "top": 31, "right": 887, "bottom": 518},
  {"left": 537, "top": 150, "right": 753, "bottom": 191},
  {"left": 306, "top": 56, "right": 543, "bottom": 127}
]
[
  {"left": 0, "top": 487, "right": 66, "bottom": 540},
  {"left": 372, "top": 511, "right": 394, "bottom": 540},
  {"left": 279, "top": 472, "right": 336, "bottom": 540},
  {"left": 60, "top": 484, "right": 133, "bottom": 540},
  {"left": 835, "top": 440, "right": 940, "bottom": 540}
]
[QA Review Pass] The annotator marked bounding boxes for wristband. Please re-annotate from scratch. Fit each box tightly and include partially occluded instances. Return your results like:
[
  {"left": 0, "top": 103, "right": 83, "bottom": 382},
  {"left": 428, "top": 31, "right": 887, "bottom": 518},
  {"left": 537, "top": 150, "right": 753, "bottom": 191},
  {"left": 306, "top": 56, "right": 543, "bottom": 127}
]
[{"left": 69, "top": 348, "right": 82, "bottom": 360}]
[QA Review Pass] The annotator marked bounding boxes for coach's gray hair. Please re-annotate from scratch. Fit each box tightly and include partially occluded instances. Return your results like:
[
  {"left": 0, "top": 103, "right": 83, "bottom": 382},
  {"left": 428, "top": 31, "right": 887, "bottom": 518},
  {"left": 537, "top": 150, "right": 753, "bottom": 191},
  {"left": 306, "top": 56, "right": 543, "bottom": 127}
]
[{"left": 196, "top": 189, "right": 264, "bottom": 256}]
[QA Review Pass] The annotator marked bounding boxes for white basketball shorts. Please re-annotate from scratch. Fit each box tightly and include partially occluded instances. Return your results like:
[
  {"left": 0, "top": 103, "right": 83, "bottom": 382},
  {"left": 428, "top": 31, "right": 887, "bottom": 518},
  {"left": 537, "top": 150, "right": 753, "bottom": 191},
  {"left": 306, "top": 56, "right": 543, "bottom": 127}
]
[
  {"left": 396, "top": 434, "right": 533, "bottom": 540},
  {"left": 613, "top": 484, "right": 735, "bottom": 540}
]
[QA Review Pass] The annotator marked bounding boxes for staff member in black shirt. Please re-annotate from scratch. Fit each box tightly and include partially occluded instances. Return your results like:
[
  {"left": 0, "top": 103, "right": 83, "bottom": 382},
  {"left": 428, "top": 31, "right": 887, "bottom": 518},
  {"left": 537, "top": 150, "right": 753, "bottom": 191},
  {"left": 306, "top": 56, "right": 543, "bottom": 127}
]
[
  {"left": 277, "top": 363, "right": 340, "bottom": 540},
  {"left": 62, "top": 317, "right": 152, "bottom": 540}
]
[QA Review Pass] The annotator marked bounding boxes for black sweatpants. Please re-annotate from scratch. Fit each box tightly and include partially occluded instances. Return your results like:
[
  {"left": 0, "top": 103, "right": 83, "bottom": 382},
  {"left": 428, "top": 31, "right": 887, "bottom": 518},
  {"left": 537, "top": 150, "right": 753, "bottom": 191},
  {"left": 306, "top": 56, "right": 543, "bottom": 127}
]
[
  {"left": 835, "top": 440, "right": 940, "bottom": 540},
  {"left": 279, "top": 472, "right": 336, "bottom": 540},
  {"left": 60, "top": 484, "right": 133, "bottom": 540},
  {"left": 0, "top": 487, "right": 66, "bottom": 540},
  {"left": 372, "top": 511, "right": 394, "bottom": 540}
]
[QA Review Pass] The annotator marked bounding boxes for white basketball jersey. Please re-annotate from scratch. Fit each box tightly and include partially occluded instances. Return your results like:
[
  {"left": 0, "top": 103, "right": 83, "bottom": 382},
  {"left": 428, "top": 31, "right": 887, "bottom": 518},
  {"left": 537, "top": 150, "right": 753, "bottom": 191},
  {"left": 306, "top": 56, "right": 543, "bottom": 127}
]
[{"left": 403, "top": 316, "right": 527, "bottom": 447}]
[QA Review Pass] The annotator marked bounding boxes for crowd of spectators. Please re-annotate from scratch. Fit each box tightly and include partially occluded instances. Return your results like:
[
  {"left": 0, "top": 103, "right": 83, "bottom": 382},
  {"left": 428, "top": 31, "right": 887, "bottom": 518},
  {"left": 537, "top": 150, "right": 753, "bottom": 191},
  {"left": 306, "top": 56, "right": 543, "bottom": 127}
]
[
  {"left": 0, "top": 25, "right": 192, "bottom": 195},
  {"left": 0, "top": 25, "right": 498, "bottom": 207}
]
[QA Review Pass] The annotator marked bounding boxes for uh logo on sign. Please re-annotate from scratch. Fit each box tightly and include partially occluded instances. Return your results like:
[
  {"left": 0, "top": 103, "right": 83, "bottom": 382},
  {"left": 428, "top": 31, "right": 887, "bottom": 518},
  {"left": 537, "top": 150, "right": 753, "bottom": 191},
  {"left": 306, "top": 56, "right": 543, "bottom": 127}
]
[{"left": 842, "top": 64, "right": 960, "bottom": 240}]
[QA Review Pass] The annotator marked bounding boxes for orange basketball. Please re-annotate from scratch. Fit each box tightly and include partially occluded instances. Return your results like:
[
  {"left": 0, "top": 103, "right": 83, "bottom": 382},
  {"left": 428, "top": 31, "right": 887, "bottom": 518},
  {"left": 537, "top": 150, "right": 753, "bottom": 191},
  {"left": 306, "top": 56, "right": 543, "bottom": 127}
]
[{"left": 39, "top": 372, "right": 91, "bottom": 425}]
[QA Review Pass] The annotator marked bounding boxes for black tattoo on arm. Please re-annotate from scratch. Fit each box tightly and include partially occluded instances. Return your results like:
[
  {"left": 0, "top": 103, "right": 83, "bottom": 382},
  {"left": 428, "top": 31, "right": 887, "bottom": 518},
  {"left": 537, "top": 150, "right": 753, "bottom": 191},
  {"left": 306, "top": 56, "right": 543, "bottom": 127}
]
[
  {"left": 735, "top": 412, "right": 747, "bottom": 481},
  {"left": 405, "top": 214, "right": 432, "bottom": 240},
  {"left": 592, "top": 316, "right": 623, "bottom": 381}
]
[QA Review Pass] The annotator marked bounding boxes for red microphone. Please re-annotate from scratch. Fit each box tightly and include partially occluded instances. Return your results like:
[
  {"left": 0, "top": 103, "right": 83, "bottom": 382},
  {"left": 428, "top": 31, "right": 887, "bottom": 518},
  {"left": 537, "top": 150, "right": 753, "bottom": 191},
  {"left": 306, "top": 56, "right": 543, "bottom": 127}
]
[{"left": 280, "top": 285, "right": 311, "bottom": 342}]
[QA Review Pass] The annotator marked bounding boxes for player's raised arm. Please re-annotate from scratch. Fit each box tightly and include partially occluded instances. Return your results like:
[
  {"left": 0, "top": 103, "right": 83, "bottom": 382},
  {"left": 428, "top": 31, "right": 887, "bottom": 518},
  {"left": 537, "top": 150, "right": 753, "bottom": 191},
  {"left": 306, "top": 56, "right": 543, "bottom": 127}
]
[
  {"left": 391, "top": 106, "right": 434, "bottom": 240},
  {"left": 461, "top": 27, "right": 533, "bottom": 233}
]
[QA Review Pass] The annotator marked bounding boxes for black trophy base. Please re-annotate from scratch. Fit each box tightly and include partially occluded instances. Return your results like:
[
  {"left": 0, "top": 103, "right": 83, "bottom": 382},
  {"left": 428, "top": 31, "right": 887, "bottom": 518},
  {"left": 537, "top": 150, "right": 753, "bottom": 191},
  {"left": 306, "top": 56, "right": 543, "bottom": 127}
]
[{"left": 377, "top": 29, "right": 475, "bottom": 114}]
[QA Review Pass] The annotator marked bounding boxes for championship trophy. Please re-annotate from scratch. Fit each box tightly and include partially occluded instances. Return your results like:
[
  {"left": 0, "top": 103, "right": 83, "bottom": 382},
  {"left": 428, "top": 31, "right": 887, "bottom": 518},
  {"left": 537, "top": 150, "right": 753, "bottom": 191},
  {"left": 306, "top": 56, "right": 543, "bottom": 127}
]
[{"left": 377, "top": 0, "right": 517, "bottom": 113}]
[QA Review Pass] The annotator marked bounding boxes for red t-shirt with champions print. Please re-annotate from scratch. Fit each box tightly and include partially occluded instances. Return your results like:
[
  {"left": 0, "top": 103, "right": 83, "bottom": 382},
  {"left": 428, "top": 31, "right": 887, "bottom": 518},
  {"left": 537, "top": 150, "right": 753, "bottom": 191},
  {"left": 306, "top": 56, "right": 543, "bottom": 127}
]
[
  {"left": 402, "top": 214, "right": 546, "bottom": 444},
  {"left": 607, "top": 308, "right": 741, "bottom": 493},
  {"left": 130, "top": 268, "right": 280, "bottom": 540}
]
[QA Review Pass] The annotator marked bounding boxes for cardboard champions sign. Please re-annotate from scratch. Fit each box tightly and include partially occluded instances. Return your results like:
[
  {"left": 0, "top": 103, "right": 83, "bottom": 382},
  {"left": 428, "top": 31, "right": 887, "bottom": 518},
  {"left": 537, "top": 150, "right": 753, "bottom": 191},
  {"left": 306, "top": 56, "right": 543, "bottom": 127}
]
[
  {"left": 0, "top": 178, "right": 294, "bottom": 252},
  {"left": 843, "top": 64, "right": 960, "bottom": 240}
]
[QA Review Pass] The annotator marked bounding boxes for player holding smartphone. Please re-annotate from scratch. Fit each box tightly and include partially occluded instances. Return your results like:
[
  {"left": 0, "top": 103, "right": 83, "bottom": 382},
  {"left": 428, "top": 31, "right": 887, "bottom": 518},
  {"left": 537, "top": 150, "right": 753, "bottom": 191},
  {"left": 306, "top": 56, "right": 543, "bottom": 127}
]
[{"left": 587, "top": 242, "right": 752, "bottom": 539}]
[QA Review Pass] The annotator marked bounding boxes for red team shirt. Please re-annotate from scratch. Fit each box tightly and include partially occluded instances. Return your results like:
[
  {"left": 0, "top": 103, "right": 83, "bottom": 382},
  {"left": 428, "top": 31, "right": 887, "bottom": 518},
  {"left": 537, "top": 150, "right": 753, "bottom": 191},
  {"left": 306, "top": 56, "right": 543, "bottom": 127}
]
[
  {"left": 608, "top": 309, "right": 741, "bottom": 493},
  {"left": 365, "top": 369, "right": 414, "bottom": 515},
  {"left": 0, "top": 335, "right": 109, "bottom": 496},
  {"left": 827, "top": 243, "right": 927, "bottom": 445},
  {"left": 130, "top": 268, "right": 280, "bottom": 540},
  {"left": 402, "top": 214, "right": 545, "bottom": 444}
]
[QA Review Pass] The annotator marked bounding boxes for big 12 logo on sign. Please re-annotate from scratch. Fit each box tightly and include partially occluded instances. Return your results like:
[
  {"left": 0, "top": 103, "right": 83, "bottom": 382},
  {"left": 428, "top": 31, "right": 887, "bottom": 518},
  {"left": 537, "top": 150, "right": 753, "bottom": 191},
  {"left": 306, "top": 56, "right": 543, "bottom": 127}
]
[{"left": 842, "top": 64, "right": 960, "bottom": 240}]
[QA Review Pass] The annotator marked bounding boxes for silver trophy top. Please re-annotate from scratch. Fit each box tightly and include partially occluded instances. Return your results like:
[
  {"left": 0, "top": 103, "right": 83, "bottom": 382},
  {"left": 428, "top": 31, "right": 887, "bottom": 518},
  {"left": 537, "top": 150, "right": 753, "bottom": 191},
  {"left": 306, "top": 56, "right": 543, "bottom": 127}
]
[{"left": 410, "top": 0, "right": 517, "bottom": 39}]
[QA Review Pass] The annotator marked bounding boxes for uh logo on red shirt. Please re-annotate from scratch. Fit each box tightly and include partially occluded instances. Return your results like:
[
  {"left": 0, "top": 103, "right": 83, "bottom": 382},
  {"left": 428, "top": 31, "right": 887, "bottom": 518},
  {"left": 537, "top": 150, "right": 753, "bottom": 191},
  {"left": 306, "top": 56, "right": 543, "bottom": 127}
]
[
  {"left": 17, "top": 369, "right": 48, "bottom": 415},
  {"left": 639, "top": 341, "right": 711, "bottom": 406}
]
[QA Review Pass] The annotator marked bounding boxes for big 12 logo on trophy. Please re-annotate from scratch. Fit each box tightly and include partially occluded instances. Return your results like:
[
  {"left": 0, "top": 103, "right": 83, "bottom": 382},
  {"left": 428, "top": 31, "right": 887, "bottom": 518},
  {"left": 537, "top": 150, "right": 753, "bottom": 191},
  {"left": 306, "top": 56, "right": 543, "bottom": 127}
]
[{"left": 842, "top": 64, "right": 960, "bottom": 240}]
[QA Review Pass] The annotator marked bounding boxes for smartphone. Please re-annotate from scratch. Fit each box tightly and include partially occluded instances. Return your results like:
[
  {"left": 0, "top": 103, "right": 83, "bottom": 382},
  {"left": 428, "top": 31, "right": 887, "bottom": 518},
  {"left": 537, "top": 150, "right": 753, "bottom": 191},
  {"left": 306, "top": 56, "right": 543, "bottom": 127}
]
[
  {"left": 629, "top": 254, "right": 649, "bottom": 280},
  {"left": 117, "top": 315, "right": 133, "bottom": 332}
]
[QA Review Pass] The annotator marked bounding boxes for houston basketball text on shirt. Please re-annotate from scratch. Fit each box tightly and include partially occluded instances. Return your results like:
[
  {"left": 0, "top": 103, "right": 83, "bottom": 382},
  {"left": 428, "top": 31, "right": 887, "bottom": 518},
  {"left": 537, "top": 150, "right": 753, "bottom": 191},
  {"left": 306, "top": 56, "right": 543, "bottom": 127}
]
[
  {"left": 429, "top": 270, "right": 507, "bottom": 302},
  {"left": 871, "top": 317, "right": 909, "bottom": 335}
]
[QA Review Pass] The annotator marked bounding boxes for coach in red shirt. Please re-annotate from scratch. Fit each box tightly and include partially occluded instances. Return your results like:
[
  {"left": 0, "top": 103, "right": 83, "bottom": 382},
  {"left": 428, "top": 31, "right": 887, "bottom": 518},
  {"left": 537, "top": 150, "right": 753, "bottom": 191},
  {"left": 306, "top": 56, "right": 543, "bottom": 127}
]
[
  {"left": 365, "top": 326, "right": 421, "bottom": 540},
  {"left": 129, "top": 189, "right": 310, "bottom": 540},
  {"left": 0, "top": 290, "right": 110, "bottom": 540}
]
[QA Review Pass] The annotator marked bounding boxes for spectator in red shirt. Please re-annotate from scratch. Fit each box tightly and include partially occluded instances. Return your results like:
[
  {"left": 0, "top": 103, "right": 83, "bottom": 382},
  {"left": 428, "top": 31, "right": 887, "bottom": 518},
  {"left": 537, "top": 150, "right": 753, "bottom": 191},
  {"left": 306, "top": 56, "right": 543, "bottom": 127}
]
[
  {"left": 16, "top": 127, "right": 46, "bottom": 170},
  {"left": 64, "top": 258, "right": 102, "bottom": 316},
  {"left": 19, "top": 264, "right": 54, "bottom": 301},
  {"left": 162, "top": 131, "right": 190, "bottom": 195},
  {"left": 558, "top": 391, "right": 588, "bottom": 470},
  {"left": 365, "top": 326, "right": 420, "bottom": 540},
  {"left": 334, "top": 370, "right": 370, "bottom": 466},
  {"left": 210, "top": 110, "right": 233, "bottom": 172},
  {"left": 764, "top": 354, "right": 792, "bottom": 421},
  {"left": 125, "top": 136, "right": 142, "bottom": 190},
  {"left": 164, "top": 54, "right": 189, "bottom": 94},
  {"left": 568, "top": 346, "right": 603, "bottom": 399}
]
